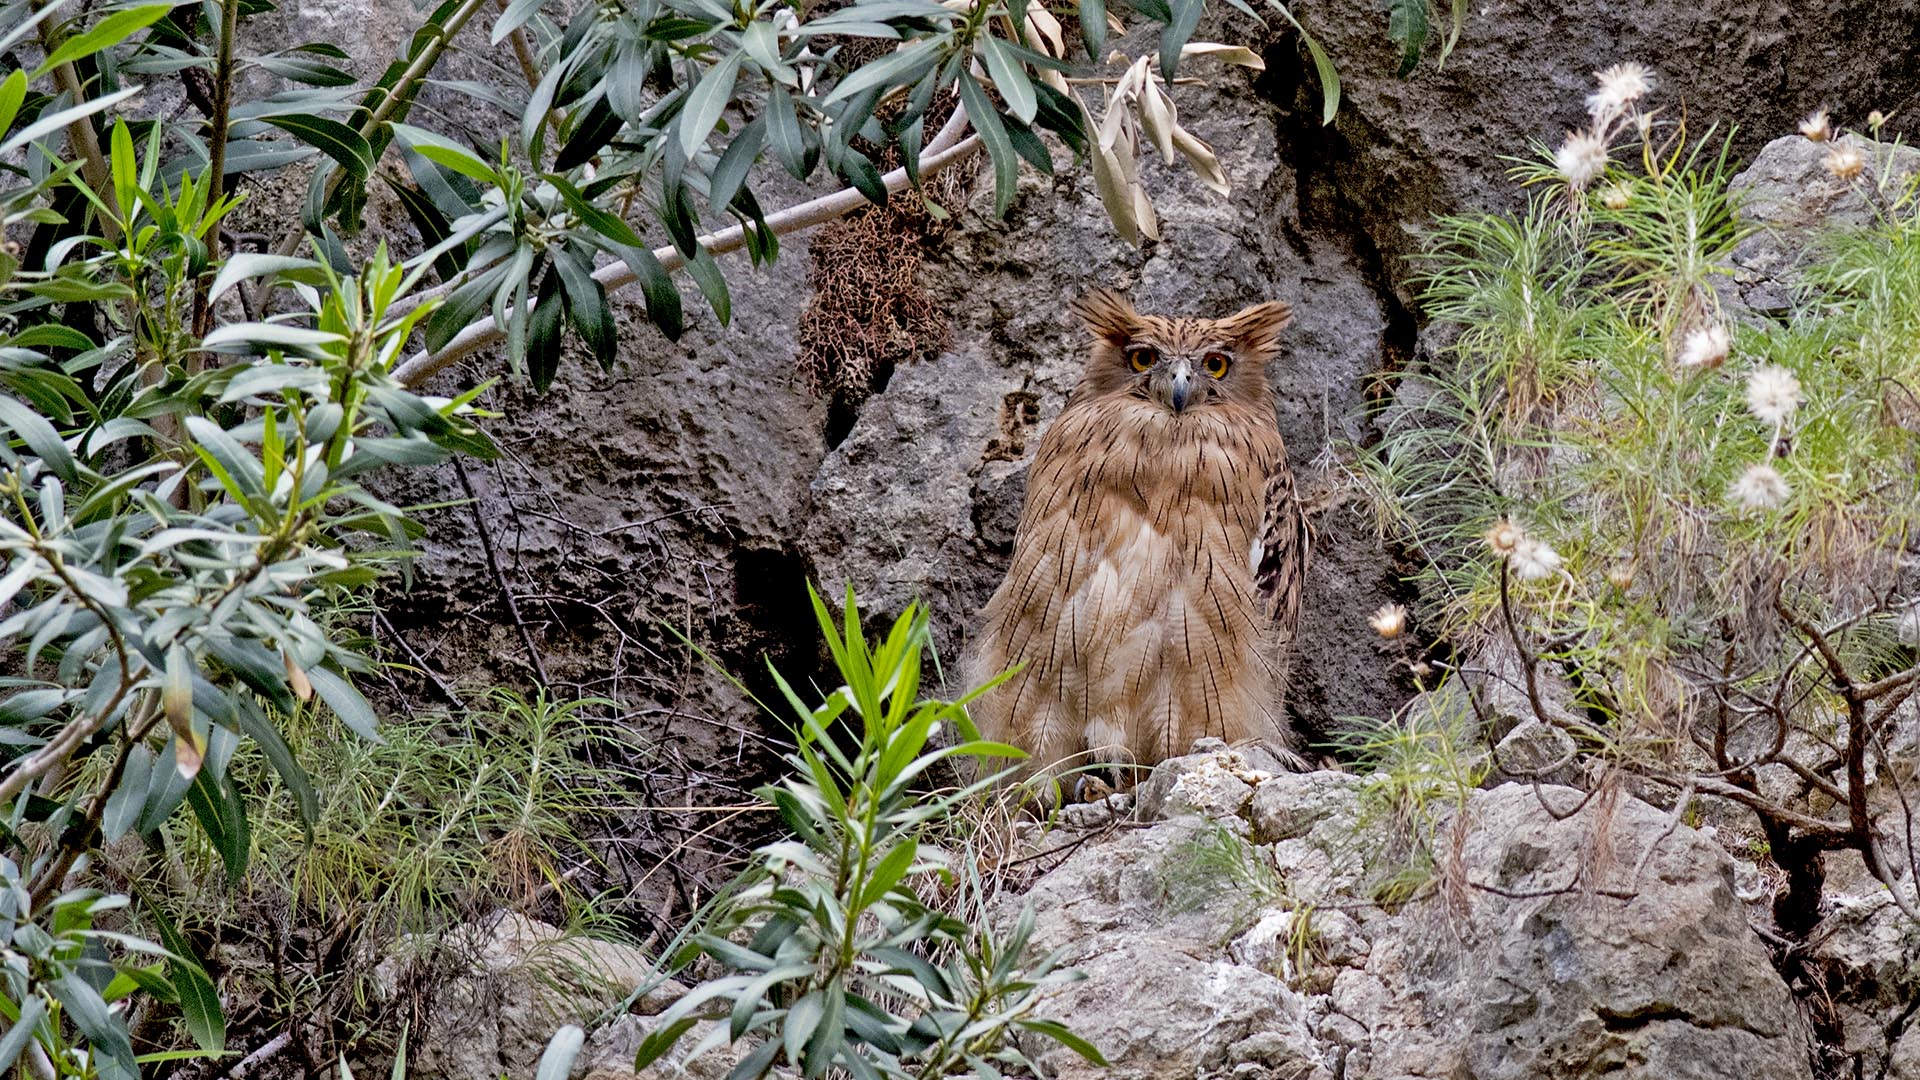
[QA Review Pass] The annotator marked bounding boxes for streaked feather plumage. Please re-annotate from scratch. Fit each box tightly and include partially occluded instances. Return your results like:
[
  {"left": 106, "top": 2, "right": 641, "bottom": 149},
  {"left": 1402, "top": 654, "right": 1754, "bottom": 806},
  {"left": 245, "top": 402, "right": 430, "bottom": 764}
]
[{"left": 969, "top": 290, "right": 1309, "bottom": 779}]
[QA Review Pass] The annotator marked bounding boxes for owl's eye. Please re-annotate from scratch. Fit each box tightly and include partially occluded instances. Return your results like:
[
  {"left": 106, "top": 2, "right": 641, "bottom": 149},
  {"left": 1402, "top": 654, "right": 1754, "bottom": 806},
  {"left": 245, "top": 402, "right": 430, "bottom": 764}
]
[
  {"left": 1125, "top": 346, "right": 1160, "bottom": 373},
  {"left": 1203, "top": 351, "right": 1232, "bottom": 379}
]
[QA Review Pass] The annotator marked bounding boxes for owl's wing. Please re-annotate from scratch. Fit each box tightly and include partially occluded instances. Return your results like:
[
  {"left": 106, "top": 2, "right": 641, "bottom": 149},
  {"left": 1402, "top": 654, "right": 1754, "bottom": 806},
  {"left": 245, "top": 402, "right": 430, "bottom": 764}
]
[{"left": 1252, "top": 460, "right": 1311, "bottom": 636}]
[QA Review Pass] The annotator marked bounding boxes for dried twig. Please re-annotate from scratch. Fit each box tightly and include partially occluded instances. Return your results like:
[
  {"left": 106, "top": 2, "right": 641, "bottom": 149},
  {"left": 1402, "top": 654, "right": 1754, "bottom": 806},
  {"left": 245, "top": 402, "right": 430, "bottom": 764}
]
[{"left": 454, "top": 459, "right": 550, "bottom": 687}]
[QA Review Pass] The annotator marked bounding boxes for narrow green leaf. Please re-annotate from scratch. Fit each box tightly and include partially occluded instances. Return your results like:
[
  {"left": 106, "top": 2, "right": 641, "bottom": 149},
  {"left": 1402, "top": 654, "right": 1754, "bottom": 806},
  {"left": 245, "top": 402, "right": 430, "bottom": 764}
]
[
  {"left": 977, "top": 34, "right": 1036, "bottom": 125},
  {"left": 0, "top": 995, "right": 45, "bottom": 1073},
  {"left": 0, "top": 85, "right": 140, "bottom": 158},
  {"left": 550, "top": 246, "right": 614, "bottom": 368},
  {"left": 0, "top": 70, "right": 28, "bottom": 135},
  {"left": 678, "top": 51, "right": 744, "bottom": 159},
  {"left": 208, "top": 254, "right": 323, "bottom": 304},
  {"left": 526, "top": 266, "right": 565, "bottom": 392},
  {"left": 551, "top": 174, "right": 647, "bottom": 247},
  {"left": 261, "top": 114, "right": 375, "bottom": 181},
  {"left": 390, "top": 122, "right": 498, "bottom": 184},
  {"left": 821, "top": 36, "right": 943, "bottom": 109},
  {"left": 307, "top": 666, "right": 382, "bottom": 743},
  {"left": 1019, "top": 1018, "right": 1107, "bottom": 1064},
  {"left": 1078, "top": 0, "right": 1106, "bottom": 59},
  {"left": 708, "top": 116, "right": 764, "bottom": 212},
  {"left": 783, "top": 992, "right": 824, "bottom": 1066},
  {"left": 230, "top": 692, "right": 317, "bottom": 834},
  {"left": 34, "top": 4, "right": 172, "bottom": 78},
  {"left": 857, "top": 840, "right": 918, "bottom": 909},
  {"left": 51, "top": 974, "right": 138, "bottom": 1080},
  {"left": 1158, "top": 0, "right": 1203, "bottom": 81},
  {"left": 766, "top": 84, "right": 815, "bottom": 180},
  {"left": 492, "top": 0, "right": 546, "bottom": 44},
  {"left": 1269, "top": 1, "right": 1340, "bottom": 124},
  {"left": 146, "top": 905, "right": 225, "bottom": 1054},
  {"left": 183, "top": 416, "right": 265, "bottom": 500},
  {"left": 956, "top": 73, "right": 1018, "bottom": 216},
  {"left": 1385, "top": 0, "right": 1428, "bottom": 76},
  {"left": 621, "top": 243, "right": 683, "bottom": 341},
  {"left": 184, "top": 769, "right": 249, "bottom": 880},
  {"left": 634, "top": 1017, "right": 699, "bottom": 1071},
  {"left": 0, "top": 395, "right": 77, "bottom": 483}
]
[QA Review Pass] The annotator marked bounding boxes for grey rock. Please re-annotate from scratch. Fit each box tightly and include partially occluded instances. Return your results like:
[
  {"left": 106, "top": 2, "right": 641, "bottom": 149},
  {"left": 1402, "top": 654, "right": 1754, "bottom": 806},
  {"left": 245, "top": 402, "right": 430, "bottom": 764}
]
[
  {"left": 392, "top": 915, "right": 675, "bottom": 1080},
  {"left": 1385, "top": 784, "right": 1812, "bottom": 1080},
  {"left": 1134, "top": 741, "right": 1274, "bottom": 822},
  {"left": 1489, "top": 718, "right": 1580, "bottom": 786},
  {"left": 1248, "top": 769, "right": 1365, "bottom": 845},
  {"left": 1891, "top": 1023, "right": 1920, "bottom": 1080},
  {"left": 1726, "top": 134, "right": 1920, "bottom": 315},
  {"left": 998, "top": 747, "right": 1812, "bottom": 1080}
]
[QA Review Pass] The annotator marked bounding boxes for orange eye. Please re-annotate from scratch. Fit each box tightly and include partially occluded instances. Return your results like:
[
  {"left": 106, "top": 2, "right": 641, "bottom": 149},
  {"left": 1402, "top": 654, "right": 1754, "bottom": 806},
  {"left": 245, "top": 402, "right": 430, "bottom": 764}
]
[
  {"left": 1203, "top": 351, "right": 1231, "bottom": 378},
  {"left": 1126, "top": 346, "right": 1159, "bottom": 373}
]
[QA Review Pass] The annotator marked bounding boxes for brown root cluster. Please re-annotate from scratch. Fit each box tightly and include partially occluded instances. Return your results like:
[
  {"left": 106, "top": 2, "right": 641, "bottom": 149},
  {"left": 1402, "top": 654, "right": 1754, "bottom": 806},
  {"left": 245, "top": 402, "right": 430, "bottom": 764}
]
[{"left": 795, "top": 94, "right": 966, "bottom": 422}]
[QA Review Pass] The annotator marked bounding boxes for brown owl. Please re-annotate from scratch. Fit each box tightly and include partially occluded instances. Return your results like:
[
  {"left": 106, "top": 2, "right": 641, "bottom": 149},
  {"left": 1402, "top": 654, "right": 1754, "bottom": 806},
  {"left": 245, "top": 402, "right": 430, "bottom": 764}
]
[{"left": 967, "top": 289, "right": 1310, "bottom": 789}]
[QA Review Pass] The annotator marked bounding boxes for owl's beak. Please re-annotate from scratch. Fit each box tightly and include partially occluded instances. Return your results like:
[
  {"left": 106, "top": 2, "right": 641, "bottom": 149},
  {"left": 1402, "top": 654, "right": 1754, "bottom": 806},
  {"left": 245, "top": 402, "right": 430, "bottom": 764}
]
[{"left": 1164, "top": 359, "right": 1194, "bottom": 413}]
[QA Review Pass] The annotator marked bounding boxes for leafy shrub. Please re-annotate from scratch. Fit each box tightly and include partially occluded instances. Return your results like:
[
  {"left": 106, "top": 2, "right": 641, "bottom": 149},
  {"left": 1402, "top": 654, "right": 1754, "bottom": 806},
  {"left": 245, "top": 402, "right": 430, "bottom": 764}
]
[
  {"left": 143, "top": 688, "right": 642, "bottom": 1060},
  {"left": 1362, "top": 67, "right": 1920, "bottom": 925},
  {"left": 630, "top": 586, "right": 1102, "bottom": 1079}
]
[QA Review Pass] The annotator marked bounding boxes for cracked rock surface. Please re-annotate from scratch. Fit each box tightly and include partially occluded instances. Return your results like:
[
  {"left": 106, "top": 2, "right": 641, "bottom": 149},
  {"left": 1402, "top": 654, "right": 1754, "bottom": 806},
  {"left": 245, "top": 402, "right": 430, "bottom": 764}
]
[{"left": 999, "top": 747, "right": 1810, "bottom": 1080}]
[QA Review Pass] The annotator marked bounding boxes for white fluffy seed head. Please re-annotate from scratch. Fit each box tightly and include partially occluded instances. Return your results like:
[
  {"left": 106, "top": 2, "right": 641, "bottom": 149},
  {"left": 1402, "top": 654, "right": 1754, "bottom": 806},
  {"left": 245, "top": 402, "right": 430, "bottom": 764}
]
[
  {"left": 1486, "top": 519, "right": 1524, "bottom": 556},
  {"left": 1599, "top": 181, "right": 1632, "bottom": 210},
  {"left": 1678, "top": 323, "right": 1732, "bottom": 369},
  {"left": 1555, "top": 131, "right": 1610, "bottom": 189},
  {"left": 1826, "top": 142, "right": 1865, "bottom": 181},
  {"left": 1745, "top": 365, "right": 1804, "bottom": 424},
  {"left": 1510, "top": 538, "right": 1563, "bottom": 582},
  {"left": 1800, "top": 109, "right": 1831, "bottom": 142},
  {"left": 1729, "top": 463, "right": 1791, "bottom": 511},
  {"left": 1587, "top": 62, "right": 1655, "bottom": 123},
  {"left": 1369, "top": 603, "right": 1408, "bottom": 639}
]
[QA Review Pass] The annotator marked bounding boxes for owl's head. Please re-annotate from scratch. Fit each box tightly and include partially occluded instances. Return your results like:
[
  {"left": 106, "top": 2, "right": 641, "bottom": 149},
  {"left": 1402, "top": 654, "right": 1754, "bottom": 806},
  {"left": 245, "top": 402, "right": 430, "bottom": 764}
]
[{"left": 1067, "top": 289, "right": 1293, "bottom": 415}]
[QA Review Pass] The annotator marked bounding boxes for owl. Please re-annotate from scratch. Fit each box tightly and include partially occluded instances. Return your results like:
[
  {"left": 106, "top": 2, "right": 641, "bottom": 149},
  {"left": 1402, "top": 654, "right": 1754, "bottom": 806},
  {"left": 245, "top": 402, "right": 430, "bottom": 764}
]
[{"left": 967, "top": 289, "right": 1310, "bottom": 790}]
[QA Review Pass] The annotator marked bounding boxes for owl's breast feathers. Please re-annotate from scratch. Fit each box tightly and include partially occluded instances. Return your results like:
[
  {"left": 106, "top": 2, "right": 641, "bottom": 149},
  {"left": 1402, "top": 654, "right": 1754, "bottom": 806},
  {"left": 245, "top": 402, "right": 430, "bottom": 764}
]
[{"left": 970, "top": 395, "right": 1305, "bottom": 775}]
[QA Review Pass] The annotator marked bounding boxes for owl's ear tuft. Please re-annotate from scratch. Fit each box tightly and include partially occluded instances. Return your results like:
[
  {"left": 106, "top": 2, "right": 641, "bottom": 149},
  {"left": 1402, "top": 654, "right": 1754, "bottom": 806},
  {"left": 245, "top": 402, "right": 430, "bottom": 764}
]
[
  {"left": 1220, "top": 300, "right": 1294, "bottom": 357},
  {"left": 1070, "top": 289, "right": 1141, "bottom": 344}
]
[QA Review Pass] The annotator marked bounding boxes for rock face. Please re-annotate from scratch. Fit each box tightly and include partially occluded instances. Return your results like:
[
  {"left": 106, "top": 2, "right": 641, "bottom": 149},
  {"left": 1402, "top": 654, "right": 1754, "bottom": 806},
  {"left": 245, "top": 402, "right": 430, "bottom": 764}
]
[
  {"left": 369, "top": 0, "right": 1920, "bottom": 756},
  {"left": 298, "top": 5, "right": 1920, "bottom": 1072},
  {"left": 1002, "top": 747, "right": 1812, "bottom": 1080}
]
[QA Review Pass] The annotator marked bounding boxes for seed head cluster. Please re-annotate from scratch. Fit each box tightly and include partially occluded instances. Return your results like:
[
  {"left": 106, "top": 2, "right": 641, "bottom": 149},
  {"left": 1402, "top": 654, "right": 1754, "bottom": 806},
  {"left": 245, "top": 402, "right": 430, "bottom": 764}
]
[
  {"left": 1486, "top": 520, "right": 1563, "bottom": 583},
  {"left": 1555, "top": 132, "right": 1611, "bottom": 190},
  {"left": 1556, "top": 62, "right": 1657, "bottom": 191},
  {"left": 1826, "top": 142, "right": 1866, "bottom": 181},
  {"left": 1369, "top": 603, "right": 1408, "bottom": 639}
]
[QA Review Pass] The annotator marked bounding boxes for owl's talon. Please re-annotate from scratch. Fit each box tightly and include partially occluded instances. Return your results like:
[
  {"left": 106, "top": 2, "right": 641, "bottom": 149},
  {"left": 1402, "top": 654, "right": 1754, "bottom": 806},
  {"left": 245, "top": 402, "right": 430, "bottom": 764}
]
[{"left": 1071, "top": 774, "right": 1115, "bottom": 805}]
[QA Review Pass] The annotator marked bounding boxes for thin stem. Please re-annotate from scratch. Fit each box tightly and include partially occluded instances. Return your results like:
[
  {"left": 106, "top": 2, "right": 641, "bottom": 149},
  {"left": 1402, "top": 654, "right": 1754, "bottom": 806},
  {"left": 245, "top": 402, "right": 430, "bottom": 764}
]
[
  {"left": 192, "top": 0, "right": 244, "bottom": 338},
  {"left": 256, "top": 0, "right": 496, "bottom": 278},
  {"left": 32, "top": 0, "right": 117, "bottom": 244}
]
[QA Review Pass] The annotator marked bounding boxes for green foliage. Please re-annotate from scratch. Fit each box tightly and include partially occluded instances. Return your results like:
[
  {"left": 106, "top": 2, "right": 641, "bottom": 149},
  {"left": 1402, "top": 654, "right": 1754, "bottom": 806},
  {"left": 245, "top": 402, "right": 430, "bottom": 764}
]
[
  {"left": 0, "top": 874, "right": 218, "bottom": 1080},
  {"left": 212, "top": 688, "right": 633, "bottom": 927},
  {"left": 0, "top": 0, "right": 1471, "bottom": 1065},
  {"left": 634, "top": 586, "right": 1101, "bottom": 1079},
  {"left": 1362, "top": 73, "right": 1920, "bottom": 917},
  {"left": 144, "top": 688, "right": 642, "bottom": 1059},
  {"left": 1380, "top": 117, "right": 1920, "bottom": 730}
]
